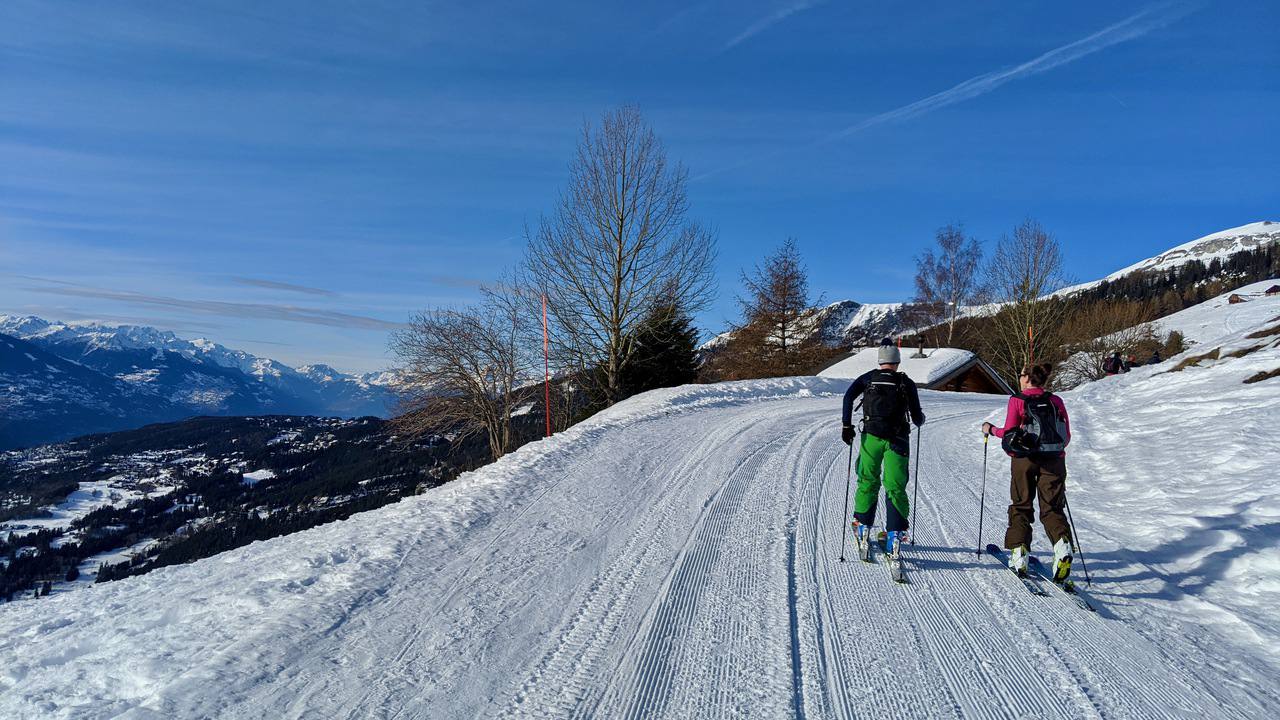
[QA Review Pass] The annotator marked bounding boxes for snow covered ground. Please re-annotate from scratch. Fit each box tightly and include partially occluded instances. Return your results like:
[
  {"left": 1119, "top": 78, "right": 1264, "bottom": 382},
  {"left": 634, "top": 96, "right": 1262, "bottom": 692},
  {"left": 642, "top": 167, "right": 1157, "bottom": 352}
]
[
  {"left": 1, "top": 298, "right": 1278, "bottom": 717},
  {"left": 0, "top": 478, "right": 174, "bottom": 536}
]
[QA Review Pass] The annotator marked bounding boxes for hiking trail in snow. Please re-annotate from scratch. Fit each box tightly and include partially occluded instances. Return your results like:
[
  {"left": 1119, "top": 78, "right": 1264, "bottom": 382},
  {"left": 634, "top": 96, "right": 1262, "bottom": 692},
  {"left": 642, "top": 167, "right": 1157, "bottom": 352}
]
[{"left": 3, "top": 361, "right": 1278, "bottom": 718}]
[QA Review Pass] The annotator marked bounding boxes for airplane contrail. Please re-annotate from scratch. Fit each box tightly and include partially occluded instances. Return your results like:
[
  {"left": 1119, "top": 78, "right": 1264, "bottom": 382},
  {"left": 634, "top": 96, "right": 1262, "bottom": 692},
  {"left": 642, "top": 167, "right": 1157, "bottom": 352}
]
[
  {"left": 696, "top": 2, "right": 1198, "bottom": 179},
  {"left": 723, "top": 1, "right": 828, "bottom": 52},
  {"left": 825, "top": 1, "right": 1198, "bottom": 141}
]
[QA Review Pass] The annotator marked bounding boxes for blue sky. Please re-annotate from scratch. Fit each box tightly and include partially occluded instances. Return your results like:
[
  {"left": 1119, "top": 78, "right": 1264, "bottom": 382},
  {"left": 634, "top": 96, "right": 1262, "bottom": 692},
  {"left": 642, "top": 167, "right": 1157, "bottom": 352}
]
[{"left": 1, "top": 1, "right": 1276, "bottom": 373}]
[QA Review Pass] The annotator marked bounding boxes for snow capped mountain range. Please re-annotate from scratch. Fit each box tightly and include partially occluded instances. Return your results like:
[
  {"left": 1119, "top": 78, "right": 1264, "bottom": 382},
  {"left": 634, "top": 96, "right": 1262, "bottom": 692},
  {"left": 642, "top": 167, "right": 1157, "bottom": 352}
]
[
  {"left": 1101, "top": 220, "right": 1279, "bottom": 281},
  {"left": 0, "top": 316, "right": 397, "bottom": 449},
  {"left": 708, "top": 221, "right": 1279, "bottom": 351},
  {"left": 1059, "top": 220, "right": 1280, "bottom": 295}
]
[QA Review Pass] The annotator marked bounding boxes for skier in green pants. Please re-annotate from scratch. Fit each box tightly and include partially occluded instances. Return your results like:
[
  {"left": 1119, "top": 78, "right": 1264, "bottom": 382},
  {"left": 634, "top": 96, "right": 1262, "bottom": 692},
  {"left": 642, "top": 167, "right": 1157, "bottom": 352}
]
[{"left": 840, "top": 343, "right": 926, "bottom": 553}]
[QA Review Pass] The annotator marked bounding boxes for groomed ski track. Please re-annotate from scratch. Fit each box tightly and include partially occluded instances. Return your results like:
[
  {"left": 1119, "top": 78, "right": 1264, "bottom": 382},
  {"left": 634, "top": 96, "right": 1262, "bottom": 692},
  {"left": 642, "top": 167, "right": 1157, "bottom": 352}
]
[{"left": 1, "top": 380, "right": 1274, "bottom": 719}]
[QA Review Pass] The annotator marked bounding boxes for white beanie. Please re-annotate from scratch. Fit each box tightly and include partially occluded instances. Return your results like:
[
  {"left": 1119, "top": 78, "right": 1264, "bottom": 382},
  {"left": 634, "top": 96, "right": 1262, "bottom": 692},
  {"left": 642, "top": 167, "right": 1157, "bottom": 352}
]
[{"left": 878, "top": 344, "right": 901, "bottom": 365}]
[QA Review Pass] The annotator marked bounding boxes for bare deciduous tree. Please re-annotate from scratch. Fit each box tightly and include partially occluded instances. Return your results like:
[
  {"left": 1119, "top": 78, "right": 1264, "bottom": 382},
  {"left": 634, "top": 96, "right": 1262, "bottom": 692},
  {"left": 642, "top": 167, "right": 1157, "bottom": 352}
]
[
  {"left": 390, "top": 286, "right": 537, "bottom": 461},
  {"left": 985, "top": 219, "right": 1070, "bottom": 384},
  {"left": 524, "top": 105, "right": 716, "bottom": 405},
  {"left": 914, "top": 223, "right": 983, "bottom": 346}
]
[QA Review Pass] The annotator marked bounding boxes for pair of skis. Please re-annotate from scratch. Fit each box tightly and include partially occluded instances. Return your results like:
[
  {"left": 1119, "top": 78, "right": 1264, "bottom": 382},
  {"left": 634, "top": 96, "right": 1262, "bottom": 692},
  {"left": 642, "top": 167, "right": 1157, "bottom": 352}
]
[
  {"left": 853, "top": 526, "right": 906, "bottom": 584},
  {"left": 985, "top": 544, "right": 1094, "bottom": 612}
]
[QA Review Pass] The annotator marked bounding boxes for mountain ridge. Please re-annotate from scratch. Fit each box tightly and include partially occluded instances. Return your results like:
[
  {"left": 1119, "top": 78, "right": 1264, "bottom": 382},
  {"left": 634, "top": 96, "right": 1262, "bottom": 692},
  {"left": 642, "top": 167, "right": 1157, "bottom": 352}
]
[{"left": 0, "top": 317, "right": 398, "bottom": 449}]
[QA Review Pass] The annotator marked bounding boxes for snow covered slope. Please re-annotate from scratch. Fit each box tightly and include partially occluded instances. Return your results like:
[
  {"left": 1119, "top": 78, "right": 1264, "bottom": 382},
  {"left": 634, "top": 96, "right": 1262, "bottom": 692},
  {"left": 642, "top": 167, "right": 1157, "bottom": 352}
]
[
  {"left": 1102, "top": 221, "right": 1279, "bottom": 281},
  {"left": 700, "top": 300, "right": 906, "bottom": 352},
  {"left": 1143, "top": 278, "right": 1280, "bottom": 347},
  {"left": 1059, "top": 221, "right": 1280, "bottom": 296},
  {"left": 3, "top": 311, "right": 1278, "bottom": 720},
  {"left": 0, "top": 332, "right": 186, "bottom": 448}
]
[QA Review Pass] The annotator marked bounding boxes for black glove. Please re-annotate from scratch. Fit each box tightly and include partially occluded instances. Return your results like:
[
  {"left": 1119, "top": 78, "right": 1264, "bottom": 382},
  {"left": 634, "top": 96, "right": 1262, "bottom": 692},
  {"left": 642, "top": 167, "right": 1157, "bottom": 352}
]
[{"left": 841, "top": 425, "right": 856, "bottom": 445}]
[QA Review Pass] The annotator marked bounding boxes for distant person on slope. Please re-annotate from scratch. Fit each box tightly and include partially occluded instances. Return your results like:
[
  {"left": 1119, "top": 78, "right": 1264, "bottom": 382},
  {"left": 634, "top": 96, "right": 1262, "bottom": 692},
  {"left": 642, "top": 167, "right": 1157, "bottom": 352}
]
[
  {"left": 982, "top": 363, "right": 1074, "bottom": 581},
  {"left": 1149, "top": 349, "right": 1162, "bottom": 365},
  {"left": 840, "top": 343, "right": 926, "bottom": 554},
  {"left": 1103, "top": 351, "right": 1123, "bottom": 376}
]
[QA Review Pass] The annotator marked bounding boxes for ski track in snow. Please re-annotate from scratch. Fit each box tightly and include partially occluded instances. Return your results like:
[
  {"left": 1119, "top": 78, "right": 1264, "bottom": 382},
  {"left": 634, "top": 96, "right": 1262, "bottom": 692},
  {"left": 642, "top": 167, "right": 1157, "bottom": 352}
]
[{"left": 1, "top": 373, "right": 1278, "bottom": 718}]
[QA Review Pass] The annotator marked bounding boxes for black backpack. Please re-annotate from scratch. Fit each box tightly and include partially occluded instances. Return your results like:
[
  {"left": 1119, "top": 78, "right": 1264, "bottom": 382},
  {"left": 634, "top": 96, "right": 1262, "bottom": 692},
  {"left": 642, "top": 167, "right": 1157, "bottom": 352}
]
[
  {"left": 862, "top": 370, "right": 909, "bottom": 438},
  {"left": 1003, "top": 392, "right": 1068, "bottom": 457},
  {"left": 1103, "top": 356, "right": 1121, "bottom": 374}
]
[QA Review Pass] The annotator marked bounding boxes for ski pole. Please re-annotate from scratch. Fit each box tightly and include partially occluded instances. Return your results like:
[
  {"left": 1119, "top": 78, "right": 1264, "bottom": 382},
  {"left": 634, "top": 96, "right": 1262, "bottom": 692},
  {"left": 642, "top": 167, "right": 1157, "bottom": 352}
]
[
  {"left": 976, "top": 433, "right": 989, "bottom": 555},
  {"left": 839, "top": 442, "right": 853, "bottom": 562},
  {"left": 1064, "top": 496, "right": 1091, "bottom": 586},
  {"left": 910, "top": 424, "right": 921, "bottom": 545}
]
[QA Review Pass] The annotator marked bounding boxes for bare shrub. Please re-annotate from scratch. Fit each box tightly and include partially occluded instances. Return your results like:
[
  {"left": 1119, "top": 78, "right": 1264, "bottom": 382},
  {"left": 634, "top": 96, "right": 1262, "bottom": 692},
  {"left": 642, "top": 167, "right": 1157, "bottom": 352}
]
[
  {"left": 1057, "top": 300, "right": 1159, "bottom": 387},
  {"left": 390, "top": 286, "right": 538, "bottom": 461}
]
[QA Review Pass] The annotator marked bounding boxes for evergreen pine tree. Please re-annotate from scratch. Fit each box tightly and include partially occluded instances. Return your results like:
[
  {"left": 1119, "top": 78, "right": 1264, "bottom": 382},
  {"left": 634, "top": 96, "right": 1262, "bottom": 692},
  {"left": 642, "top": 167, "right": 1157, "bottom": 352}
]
[{"left": 619, "top": 302, "right": 701, "bottom": 396}]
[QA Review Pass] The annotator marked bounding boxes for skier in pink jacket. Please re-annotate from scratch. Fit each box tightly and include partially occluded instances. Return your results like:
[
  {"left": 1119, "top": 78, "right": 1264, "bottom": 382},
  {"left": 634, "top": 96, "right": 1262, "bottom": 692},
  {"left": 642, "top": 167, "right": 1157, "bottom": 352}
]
[{"left": 982, "top": 363, "right": 1074, "bottom": 581}]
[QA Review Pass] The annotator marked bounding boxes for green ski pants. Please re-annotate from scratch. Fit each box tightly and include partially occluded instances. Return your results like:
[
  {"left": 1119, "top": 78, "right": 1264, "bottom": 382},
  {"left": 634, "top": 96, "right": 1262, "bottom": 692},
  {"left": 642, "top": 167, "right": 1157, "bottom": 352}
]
[{"left": 853, "top": 432, "right": 910, "bottom": 531}]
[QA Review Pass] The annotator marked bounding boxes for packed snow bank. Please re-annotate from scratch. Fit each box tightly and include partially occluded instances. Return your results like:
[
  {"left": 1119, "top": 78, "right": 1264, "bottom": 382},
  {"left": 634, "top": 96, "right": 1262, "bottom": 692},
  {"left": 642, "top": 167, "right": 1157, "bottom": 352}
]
[
  {"left": 1055, "top": 279, "right": 1280, "bottom": 665},
  {"left": 2, "top": 364, "right": 1279, "bottom": 717},
  {"left": 818, "top": 346, "right": 974, "bottom": 385}
]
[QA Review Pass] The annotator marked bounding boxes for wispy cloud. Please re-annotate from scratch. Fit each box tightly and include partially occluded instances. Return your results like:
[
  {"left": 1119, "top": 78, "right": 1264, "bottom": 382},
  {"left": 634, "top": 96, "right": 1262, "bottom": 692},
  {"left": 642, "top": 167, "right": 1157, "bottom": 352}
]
[
  {"left": 21, "top": 280, "right": 403, "bottom": 331},
  {"left": 4, "top": 305, "right": 227, "bottom": 334},
  {"left": 825, "top": 1, "right": 1198, "bottom": 141},
  {"left": 650, "top": 1, "right": 716, "bottom": 38},
  {"left": 231, "top": 276, "right": 338, "bottom": 296},
  {"left": 698, "top": 2, "right": 1198, "bottom": 179},
  {"left": 426, "top": 274, "right": 487, "bottom": 290},
  {"left": 723, "top": 1, "right": 827, "bottom": 52}
]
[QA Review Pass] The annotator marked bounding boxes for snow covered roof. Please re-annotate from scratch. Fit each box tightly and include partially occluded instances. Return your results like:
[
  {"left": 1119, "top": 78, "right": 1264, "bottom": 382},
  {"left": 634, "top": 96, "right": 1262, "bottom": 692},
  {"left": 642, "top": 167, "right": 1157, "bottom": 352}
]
[{"left": 818, "top": 347, "right": 974, "bottom": 384}]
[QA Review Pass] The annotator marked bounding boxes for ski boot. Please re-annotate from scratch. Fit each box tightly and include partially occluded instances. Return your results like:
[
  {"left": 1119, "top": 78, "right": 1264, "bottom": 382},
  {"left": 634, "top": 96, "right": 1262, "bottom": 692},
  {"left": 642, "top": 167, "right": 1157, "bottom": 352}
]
[
  {"left": 1009, "top": 544, "right": 1030, "bottom": 576},
  {"left": 884, "top": 530, "right": 906, "bottom": 583},
  {"left": 1052, "top": 537, "right": 1073, "bottom": 583},
  {"left": 885, "top": 530, "right": 902, "bottom": 556},
  {"left": 853, "top": 521, "right": 873, "bottom": 561}
]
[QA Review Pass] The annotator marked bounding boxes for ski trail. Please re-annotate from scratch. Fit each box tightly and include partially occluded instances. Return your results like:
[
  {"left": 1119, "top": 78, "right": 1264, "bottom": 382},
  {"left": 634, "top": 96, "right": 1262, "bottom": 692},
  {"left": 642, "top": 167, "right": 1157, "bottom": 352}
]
[
  {"left": 21, "top": 383, "right": 1278, "bottom": 719},
  {"left": 499, "top": 410, "right": 788, "bottom": 718},
  {"left": 608, "top": 434, "right": 791, "bottom": 718}
]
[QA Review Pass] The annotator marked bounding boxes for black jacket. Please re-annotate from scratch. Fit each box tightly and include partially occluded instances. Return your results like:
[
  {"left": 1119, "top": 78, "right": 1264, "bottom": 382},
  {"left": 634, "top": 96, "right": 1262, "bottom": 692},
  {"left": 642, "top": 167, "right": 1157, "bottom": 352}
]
[{"left": 841, "top": 369, "right": 925, "bottom": 441}]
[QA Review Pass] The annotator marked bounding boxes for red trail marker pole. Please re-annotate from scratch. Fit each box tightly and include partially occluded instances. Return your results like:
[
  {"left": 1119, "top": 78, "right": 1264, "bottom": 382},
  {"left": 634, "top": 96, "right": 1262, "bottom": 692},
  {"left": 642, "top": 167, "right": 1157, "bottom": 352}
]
[{"left": 543, "top": 293, "right": 552, "bottom": 438}]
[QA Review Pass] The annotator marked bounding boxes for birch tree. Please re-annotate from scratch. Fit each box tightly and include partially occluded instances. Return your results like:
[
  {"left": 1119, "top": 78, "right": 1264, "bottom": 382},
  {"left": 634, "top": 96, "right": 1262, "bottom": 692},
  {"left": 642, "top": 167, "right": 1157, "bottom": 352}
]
[{"left": 914, "top": 224, "right": 983, "bottom": 345}]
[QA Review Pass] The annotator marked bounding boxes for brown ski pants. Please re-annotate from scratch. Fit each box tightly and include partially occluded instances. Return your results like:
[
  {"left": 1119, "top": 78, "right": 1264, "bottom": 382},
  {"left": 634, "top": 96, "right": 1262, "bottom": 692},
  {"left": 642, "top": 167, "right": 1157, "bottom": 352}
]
[{"left": 1004, "top": 455, "right": 1072, "bottom": 549}]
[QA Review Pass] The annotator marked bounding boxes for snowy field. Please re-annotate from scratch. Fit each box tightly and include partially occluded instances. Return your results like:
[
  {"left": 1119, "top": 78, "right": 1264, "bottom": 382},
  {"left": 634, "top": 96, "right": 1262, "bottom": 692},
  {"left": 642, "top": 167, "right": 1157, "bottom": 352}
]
[
  {"left": 1, "top": 477, "right": 175, "bottom": 536},
  {"left": 0, "top": 290, "right": 1278, "bottom": 718}
]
